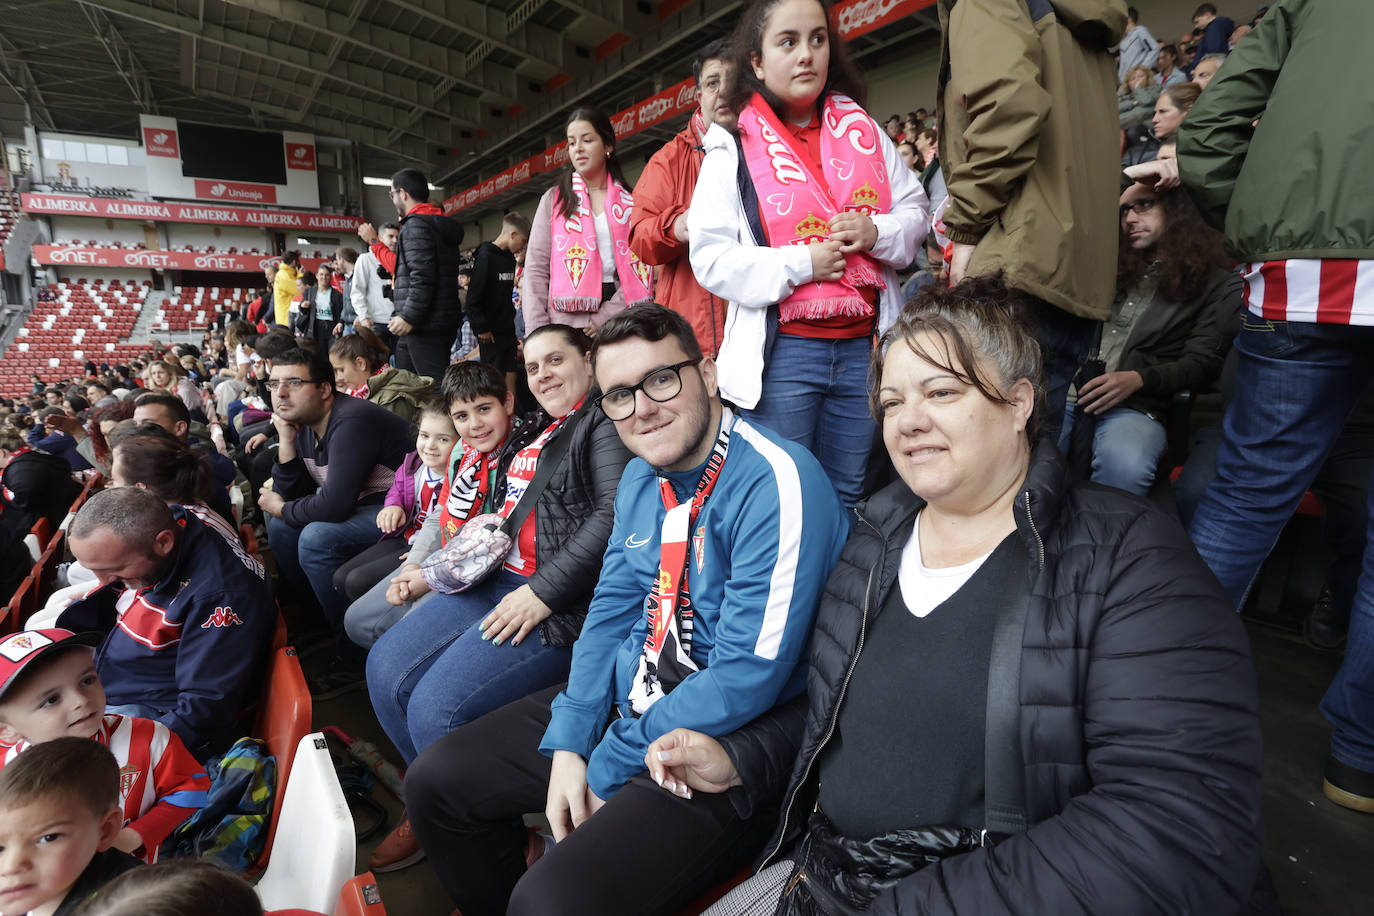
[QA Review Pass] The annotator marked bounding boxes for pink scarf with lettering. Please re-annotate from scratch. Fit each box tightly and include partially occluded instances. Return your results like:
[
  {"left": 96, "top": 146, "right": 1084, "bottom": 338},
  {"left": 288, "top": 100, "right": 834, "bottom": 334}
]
[
  {"left": 550, "top": 172, "right": 654, "bottom": 312},
  {"left": 737, "top": 92, "right": 890, "bottom": 323}
]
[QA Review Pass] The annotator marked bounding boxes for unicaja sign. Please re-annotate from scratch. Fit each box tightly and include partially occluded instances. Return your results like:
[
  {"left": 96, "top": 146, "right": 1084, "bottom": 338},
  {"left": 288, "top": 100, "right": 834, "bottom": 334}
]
[
  {"left": 193, "top": 179, "right": 277, "bottom": 204},
  {"left": 142, "top": 126, "right": 180, "bottom": 158}
]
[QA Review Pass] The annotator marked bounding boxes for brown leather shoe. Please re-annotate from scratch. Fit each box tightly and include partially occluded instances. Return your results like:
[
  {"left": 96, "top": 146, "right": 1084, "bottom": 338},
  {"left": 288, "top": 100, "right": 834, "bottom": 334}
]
[{"left": 368, "top": 814, "right": 426, "bottom": 872}]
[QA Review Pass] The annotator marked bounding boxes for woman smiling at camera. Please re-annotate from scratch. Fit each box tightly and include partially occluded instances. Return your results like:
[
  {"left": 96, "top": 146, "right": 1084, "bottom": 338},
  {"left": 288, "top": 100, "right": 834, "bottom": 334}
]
[
  {"left": 363, "top": 323, "right": 632, "bottom": 874},
  {"left": 646, "top": 277, "right": 1271, "bottom": 915}
]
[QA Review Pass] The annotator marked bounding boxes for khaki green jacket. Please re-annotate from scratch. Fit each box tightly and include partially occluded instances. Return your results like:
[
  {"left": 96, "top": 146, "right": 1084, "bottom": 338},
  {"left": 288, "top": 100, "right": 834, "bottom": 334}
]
[{"left": 938, "top": 0, "right": 1128, "bottom": 320}]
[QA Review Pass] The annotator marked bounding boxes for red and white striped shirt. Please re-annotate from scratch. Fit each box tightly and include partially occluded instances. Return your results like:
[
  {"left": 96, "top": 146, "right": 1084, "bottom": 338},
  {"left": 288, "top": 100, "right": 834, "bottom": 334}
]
[
  {"left": 1242, "top": 259, "right": 1374, "bottom": 326},
  {"left": 1, "top": 713, "right": 210, "bottom": 862}
]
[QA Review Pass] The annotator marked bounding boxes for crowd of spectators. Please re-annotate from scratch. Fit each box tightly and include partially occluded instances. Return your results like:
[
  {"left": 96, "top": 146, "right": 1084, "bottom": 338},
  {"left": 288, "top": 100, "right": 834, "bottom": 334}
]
[{"left": 0, "top": 0, "right": 1369, "bottom": 913}]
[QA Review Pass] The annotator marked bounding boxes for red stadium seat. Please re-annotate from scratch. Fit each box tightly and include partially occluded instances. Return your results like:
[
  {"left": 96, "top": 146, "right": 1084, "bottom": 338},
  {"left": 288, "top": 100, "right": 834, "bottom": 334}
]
[
  {"left": 333, "top": 873, "right": 388, "bottom": 916},
  {"left": 252, "top": 646, "right": 314, "bottom": 870}
]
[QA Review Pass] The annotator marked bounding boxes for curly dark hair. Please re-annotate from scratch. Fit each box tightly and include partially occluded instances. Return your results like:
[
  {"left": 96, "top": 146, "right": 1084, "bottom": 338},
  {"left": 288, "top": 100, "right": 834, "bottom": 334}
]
[
  {"left": 1117, "top": 185, "right": 1228, "bottom": 303},
  {"left": 720, "top": 0, "right": 866, "bottom": 119}
]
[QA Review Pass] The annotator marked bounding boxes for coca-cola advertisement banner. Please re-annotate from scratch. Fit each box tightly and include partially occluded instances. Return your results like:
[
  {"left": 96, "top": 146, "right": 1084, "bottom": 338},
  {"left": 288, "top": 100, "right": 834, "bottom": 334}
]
[
  {"left": 20, "top": 194, "right": 361, "bottom": 232},
  {"left": 142, "top": 127, "right": 180, "bottom": 158},
  {"left": 443, "top": 77, "right": 699, "bottom": 216},
  {"left": 834, "top": 0, "right": 935, "bottom": 39},
  {"left": 32, "top": 245, "right": 328, "bottom": 274},
  {"left": 193, "top": 179, "right": 278, "bottom": 204},
  {"left": 286, "top": 143, "right": 317, "bottom": 171}
]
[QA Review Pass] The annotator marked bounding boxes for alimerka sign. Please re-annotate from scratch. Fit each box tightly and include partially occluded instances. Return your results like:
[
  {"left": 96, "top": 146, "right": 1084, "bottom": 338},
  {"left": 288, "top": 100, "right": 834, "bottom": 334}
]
[{"left": 21, "top": 194, "right": 360, "bottom": 232}]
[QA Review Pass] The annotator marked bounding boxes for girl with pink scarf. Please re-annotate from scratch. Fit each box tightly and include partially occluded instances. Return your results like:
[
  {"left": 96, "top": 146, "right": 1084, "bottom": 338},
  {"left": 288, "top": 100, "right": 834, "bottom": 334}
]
[
  {"left": 520, "top": 108, "right": 655, "bottom": 336},
  {"left": 687, "top": 0, "right": 928, "bottom": 506}
]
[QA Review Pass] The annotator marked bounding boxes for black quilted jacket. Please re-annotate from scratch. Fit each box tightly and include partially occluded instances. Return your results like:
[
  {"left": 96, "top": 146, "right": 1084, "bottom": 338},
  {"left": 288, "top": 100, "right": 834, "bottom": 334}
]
[
  {"left": 721, "top": 441, "right": 1268, "bottom": 914},
  {"left": 392, "top": 205, "right": 465, "bottom": 337},
  {"left": 505, "top": 399, "right": 632, "bottom": 647}
]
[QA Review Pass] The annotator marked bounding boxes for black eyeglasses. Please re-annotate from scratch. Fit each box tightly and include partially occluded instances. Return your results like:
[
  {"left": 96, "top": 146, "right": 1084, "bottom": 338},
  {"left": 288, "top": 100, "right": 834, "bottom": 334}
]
[
  {"left": 596, "top": 359, "right": 702, "bottom": 421},
  {"left": 1119, "top": 197, "right": 1160, "bottom": 219}
]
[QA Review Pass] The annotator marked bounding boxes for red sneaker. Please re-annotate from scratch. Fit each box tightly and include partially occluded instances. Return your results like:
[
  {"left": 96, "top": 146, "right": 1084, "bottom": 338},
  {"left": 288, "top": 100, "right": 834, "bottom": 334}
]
[{"left": 368, "top": 814, "right": 425, "bottom": 873}]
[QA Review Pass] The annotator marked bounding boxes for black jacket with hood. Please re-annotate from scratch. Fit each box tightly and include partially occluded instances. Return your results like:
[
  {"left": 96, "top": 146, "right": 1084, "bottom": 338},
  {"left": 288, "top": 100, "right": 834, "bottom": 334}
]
[{"left": 719, "top": 442, "right": 1268, "bottom": 914}]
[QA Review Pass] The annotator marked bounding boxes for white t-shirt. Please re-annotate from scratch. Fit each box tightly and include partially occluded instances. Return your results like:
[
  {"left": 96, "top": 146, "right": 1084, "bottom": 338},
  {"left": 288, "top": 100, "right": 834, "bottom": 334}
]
[
  {"left": 898, "top": 511, "right": 995, "bottom": 618},
  {"left": 593, "top": 211, "right": 615, "bottom": 274}
]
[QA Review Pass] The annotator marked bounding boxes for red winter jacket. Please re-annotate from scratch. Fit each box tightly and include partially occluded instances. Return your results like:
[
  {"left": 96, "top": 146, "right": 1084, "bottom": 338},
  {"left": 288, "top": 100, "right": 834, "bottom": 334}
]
[{"left": 628, "top": 118, "right": 726, "bottom": 357}]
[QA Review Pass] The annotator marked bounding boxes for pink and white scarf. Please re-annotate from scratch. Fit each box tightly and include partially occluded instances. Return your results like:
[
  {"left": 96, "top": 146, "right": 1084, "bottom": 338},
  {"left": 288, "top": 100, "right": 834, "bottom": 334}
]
[
  {"left": 550, "top": 172, "right": 654, "bottom": 312},
  {"left": 737, "top": 92, "right": 890, "bottom": 323}
]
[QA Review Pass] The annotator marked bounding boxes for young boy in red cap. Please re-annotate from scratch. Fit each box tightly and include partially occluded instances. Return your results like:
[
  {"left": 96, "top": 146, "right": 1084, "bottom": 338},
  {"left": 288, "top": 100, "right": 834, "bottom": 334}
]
[{"left": 0, "top": 629, "right": 209, "bottom": 863}]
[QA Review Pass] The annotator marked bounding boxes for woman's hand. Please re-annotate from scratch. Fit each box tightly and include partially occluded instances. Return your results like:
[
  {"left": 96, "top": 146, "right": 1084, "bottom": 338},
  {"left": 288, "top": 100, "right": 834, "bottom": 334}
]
[
  {"left": 644, "top": 729, "right": 741, "bottom": 799},
  {"left": 809, "top": 239, "right": 846, "bottom": 282},
  {"left": 376, "top": 505, "right": 406, "bottom": 534},
  {"left": 480, "top": 584, "right": 553, "bottom": 646},
  {"left": 828, "top": 212, "right": 878, "bottom": 254},
  {"left": 387, "top": 564, "right": 429, "bottom": 605}
]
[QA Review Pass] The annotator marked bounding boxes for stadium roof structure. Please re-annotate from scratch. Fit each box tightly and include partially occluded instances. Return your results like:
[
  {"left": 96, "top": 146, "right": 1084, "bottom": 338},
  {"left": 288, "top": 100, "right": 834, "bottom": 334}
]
[{"left": 0, "top": 0, "right": 940, "bottom": 206}]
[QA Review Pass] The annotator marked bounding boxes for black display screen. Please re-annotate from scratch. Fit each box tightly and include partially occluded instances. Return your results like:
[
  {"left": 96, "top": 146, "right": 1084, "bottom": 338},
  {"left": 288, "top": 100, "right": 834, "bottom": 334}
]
[{"left": 178, "top": 121, "right": 287, "bottom": 185}]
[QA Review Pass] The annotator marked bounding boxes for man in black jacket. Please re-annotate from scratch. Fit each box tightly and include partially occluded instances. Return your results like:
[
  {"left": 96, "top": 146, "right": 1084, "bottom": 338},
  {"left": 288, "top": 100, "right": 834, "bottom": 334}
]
[
  {"left": 466, "top": 212, "right": 530, "bottom": 394},
  {"left": 1064, "top": 179, "right": 1240, "bottom": 494},
  {"left": 360, "top": 168, "right": 463, "bottom": 380}
]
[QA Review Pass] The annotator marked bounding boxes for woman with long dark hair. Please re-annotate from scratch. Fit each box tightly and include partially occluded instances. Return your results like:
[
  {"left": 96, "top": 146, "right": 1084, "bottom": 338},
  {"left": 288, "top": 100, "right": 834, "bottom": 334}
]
[
  {"left": 688, "top": 0, "right": 927, "bottom": 506},
  {"left": 520, "top": 108, "right": 654, "bottom": 335}
]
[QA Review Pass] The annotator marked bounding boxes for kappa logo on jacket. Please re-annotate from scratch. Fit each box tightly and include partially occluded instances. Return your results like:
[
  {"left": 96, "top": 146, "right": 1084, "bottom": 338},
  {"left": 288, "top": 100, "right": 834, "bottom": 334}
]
[{"left": 200, "top": 606, "right": 244, "bottom": 629}]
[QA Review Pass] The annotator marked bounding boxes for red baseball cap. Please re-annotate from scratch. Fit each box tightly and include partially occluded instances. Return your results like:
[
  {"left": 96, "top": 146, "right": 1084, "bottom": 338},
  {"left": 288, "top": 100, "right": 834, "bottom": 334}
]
[{"left": 0, "top": 629, "right": 103, "bottom": 700}]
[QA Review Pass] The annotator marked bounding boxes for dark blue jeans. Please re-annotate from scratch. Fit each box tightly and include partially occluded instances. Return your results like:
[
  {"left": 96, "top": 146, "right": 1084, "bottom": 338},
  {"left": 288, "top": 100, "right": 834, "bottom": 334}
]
[
  {"left": 1187, "top": 314, "right": 1374, "bottom": 771},
  {"left": 267, "top": 505, "right": 383, "bottom": 663},
  {"left": 744, "top": 334, "right": 875, "bottom": 506},
  {"left": 365, "top": 568, "right": 573, "bottom": 764}
]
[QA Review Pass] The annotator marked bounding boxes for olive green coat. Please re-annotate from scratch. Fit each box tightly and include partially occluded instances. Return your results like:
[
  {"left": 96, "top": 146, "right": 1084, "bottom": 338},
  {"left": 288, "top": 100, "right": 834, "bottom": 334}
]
[{"left": 937, "top": 0, "right": 1129, "bottom": 320}]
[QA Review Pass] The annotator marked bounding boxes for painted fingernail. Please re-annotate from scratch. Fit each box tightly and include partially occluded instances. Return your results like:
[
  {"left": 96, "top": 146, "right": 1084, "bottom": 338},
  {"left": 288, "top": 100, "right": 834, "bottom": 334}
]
[
  {"left": 493, "top": 637, "right": 502, "bottom": 646},
  {"left": 481, "top": 631, "right": 491, "bottom": 641},
  {"left": 656, "top": 750, "right": 673, "bottom": 762}
]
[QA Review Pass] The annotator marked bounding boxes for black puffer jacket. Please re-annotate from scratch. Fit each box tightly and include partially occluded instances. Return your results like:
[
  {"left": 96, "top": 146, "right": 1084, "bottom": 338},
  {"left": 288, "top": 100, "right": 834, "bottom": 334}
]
[
  {"left": 721, "top": 441, "right": 1266, "bottom": 914},
  {"left": 392, "top": 203, "right": 464, "bottom": 337},
  {"left": 502, "top": 397, "right": 632, "bottom": 647}
]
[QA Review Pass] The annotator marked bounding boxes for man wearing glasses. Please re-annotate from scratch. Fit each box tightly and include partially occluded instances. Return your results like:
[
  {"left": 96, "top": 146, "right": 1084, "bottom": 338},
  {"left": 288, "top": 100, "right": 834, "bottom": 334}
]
[
  {"left": 257, "top": 347, "right": 414, "bottom": 686},
  {"left": 403, "top": 304, "right": 849, "bottom": 915},
  {"left": 1061, "top": 178, "right": 1238, "bottom": 496}
]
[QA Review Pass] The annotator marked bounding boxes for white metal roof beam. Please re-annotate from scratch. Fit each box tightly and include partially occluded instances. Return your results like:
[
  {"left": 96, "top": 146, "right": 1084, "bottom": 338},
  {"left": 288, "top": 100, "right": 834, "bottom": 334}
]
[
  {"left": 80, "top": 0, "right": 483, "bottom": 128},
  {"left": 77, "top": 2, "right": 161, "bottom": 114}
]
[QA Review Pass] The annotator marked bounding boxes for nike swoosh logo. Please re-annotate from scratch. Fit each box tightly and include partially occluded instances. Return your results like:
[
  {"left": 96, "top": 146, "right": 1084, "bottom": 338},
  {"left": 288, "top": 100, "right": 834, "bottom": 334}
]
[{"left": 625, "top": 533, "right": 651, "bottom": 549}]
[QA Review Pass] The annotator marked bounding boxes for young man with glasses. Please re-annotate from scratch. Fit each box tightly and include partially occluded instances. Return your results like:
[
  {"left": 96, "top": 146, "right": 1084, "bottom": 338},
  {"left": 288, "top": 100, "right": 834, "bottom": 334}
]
[
  {"left": 257, "top": 348, "right": 415, "bottom": 684},
  {"left": 403, "top": 304, "right": 849, "bottom": 916}
]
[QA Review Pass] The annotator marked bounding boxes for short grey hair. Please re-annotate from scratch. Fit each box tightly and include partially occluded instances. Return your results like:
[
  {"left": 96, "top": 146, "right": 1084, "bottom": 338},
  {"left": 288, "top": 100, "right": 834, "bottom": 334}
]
[
  {"left": 872, "top": 275, "right": 1046, "bottom": 442},
  {"left": 69, "top": 486, "right": 175, "bottom": 551},
  {"left": 1199, "top": 52, "right": 1228, "bottom": 65}
]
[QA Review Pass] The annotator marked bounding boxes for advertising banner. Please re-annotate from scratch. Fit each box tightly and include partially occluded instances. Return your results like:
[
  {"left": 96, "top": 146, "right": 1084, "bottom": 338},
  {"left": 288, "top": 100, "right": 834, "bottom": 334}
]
[
  {"left": 32, "top": 245, "right": 328, "bottom": 273},
  {"left": 21, "top": 194, "right": 361, "bottom": 232}
]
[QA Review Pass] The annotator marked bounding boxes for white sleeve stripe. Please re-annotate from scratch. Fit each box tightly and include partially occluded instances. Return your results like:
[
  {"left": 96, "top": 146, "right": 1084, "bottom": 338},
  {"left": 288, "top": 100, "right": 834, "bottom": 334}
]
[{"left": 735, "top": 421, "right": 803, "bottom": 660}]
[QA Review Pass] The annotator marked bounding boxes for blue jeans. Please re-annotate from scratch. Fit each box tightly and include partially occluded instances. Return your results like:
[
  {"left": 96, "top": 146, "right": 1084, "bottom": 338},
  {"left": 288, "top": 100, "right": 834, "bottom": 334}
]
[
  {"left": 1061, "top": 405, "right": 1168, "bottom": 495},
  {"left": 267, "top": 505, "right": 383, "bottom": 662},
  {"left": 744, "top": 334, "right": 874, "bottom": 506},
  {"left": 1186, "top": 314, "right": 1374, "bottom": 771},
  {"left": 365, "top": 568, "right": 573, "bottom": 764},
  {"left": 1027, "top": 297, "right": 1098, "bottom": 445}
]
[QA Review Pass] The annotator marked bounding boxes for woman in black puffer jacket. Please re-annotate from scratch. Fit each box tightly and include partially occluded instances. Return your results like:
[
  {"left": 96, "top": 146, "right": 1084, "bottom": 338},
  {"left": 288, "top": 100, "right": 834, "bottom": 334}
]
[{"left": 647, "top": 278, "right": 1271, "bottom": 915}]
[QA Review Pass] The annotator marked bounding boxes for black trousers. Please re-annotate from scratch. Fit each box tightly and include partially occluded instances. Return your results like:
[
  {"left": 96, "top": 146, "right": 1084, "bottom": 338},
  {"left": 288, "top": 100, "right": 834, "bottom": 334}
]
[
  {"left": 330, "top": 538, "right": 408, "bottom": 604},
  {"left": 395, "top": 330, "right": 453, "bottom": 380},
  {"left": 405, "top": 684, "right": 774, "bottom": 916}
]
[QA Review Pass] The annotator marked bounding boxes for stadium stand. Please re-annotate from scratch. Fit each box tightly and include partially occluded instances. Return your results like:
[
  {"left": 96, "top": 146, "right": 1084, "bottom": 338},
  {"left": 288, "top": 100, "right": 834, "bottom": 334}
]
[{"left": 0, "top": 279, "right": 149, "bottom": 397}]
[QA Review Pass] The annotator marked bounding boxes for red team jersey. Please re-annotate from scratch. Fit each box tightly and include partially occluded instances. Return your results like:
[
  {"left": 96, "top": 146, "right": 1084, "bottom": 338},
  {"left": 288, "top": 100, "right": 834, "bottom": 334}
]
[{"left": 1, "top": 713, "right": 209, "bottom": 862}]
